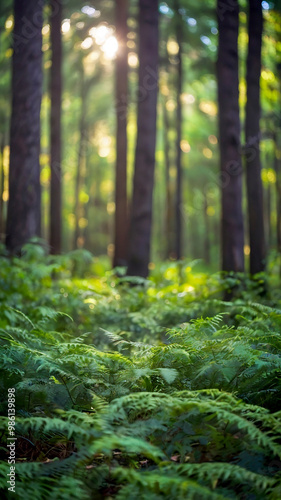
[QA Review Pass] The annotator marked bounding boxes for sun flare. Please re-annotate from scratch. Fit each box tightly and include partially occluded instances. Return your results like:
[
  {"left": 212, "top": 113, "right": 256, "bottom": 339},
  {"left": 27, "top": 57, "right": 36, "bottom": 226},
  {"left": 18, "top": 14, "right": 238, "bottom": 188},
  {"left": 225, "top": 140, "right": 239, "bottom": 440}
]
[{"left": 101, "top": 36, "right": 118, "bottom": 60}]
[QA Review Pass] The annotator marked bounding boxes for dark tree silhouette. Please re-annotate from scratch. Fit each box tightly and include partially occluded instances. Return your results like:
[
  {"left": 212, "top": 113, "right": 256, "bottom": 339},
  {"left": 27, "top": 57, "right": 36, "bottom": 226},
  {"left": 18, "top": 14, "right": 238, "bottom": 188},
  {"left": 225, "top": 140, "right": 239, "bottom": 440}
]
[
  {"left": 217, "top": 0, "right": 244, "bottom": 273},
  {"left": 127, "top": 0, "right": 159, "bottom": 277},
  {"left": 113, "top": 0, "right": 129, "bottom": 268},
  {"left": 50, "top": 0, "right": 63, "bottom": 254},
  {"left": 245, "top": 0, "right": 266, "bottom": 274},
  {"left": 6, "top": 0, "right": 43, "bottom": 254}
]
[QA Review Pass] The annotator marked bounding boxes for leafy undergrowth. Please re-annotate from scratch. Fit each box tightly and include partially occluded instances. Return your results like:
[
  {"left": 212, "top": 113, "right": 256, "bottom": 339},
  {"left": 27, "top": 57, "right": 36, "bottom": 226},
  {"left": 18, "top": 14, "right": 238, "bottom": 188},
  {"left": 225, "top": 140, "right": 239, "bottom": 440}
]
[{"left": 0, "top": 243, "right": 281, "bottom": 499}]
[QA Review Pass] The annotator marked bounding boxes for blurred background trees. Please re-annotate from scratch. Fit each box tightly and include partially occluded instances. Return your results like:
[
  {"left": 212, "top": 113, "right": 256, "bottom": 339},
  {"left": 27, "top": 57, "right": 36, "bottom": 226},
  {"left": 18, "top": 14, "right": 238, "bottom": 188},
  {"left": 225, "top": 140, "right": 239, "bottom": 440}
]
[{"left": 0, "top": 0, "right": 280, "bottom": 275}]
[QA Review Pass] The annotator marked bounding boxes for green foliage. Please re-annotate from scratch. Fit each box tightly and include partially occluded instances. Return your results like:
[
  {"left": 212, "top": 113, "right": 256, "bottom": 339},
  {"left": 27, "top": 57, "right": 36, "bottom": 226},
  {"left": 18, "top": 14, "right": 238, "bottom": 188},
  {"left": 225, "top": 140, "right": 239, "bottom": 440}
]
[{"left": 1, "top": 255, "right": 281, "bottom": 499}]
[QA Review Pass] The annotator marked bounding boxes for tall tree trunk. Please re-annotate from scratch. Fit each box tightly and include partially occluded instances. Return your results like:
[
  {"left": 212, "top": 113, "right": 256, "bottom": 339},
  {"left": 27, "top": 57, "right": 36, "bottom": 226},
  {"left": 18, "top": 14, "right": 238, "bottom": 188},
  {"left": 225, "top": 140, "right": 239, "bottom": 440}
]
[
  {"left": 264, "top": 151, "right": 272, "bottom": 252},
  {"left": 155, "top": 166, "right": 165, "bottom": 260},
  {"left": 203, "top": 191, "right": 210, "bottom": 265},
  {"left": 127, "top": 0, "right": 159, "bottom": 278},
  {"left": 265, "top": 182, "right": 272, "bottom": 251},
  {"left": 113, "top": 0, "right": 129, "bottom": 268},
  {"left": 190, "top": 213, "right": 199, "bottom": 260},
  {"left": 6, "top": 0, "right": 43, "bottom": 254},
  {"left": 83, "top": 137, "right": 91, "bottom": 250},
  {"left": 217, "top": 0, "right": 244, "bottom": 273},
  {"left": 274, "top": 62, "right": 281, "bottom": 264},
  {"left": 83, "top": 198, "right": 91, "bottom": 250},
  {"left": 162, "top": 96, "right": 173, "bottom": 259},
  {"left": 50, "top": 0, "right": 62, "bottom": 254},
  {"left": 175, "top": 2, "right": 183, "bottom": 260},
  {"left": 274, "top": 133, "right": 281, "bottom": 257},
  {"left": 73, "top": 73, "right": 87, "bottom": 250},
  {"left": 245, "top": 0, "right": 265, "bottom": 274},
  {"left": 0, "top": 135, "right": 5, "bottom": 242}
]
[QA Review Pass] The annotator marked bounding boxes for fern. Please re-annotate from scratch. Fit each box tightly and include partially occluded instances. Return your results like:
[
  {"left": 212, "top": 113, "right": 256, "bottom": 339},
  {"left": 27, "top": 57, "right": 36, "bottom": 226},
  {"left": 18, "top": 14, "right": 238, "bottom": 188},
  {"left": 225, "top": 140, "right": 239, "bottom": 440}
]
[{"left": 1, "top": 255, "right": 281, "bottom": 499}]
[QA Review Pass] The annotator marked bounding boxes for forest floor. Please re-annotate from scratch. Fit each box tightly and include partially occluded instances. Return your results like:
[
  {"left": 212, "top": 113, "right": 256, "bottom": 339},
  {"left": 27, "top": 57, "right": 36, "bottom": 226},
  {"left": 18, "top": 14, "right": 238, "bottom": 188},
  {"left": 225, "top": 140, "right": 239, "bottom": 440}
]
[{"left": 0, "top": 245, "right": 281, "bottom": 499}]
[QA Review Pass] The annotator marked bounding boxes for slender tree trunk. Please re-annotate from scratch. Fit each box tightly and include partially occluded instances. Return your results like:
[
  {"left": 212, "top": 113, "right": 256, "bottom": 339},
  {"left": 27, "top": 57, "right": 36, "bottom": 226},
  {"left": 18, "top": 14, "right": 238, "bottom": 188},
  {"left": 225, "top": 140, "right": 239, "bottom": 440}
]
[
  {"left": 73, "top": 73, "right": 87, "bottom": 250},
  {"left": 84, "top": 191, "right": 96, "bottom": 252},
  {"left": 175, "top": 2, "right": 183, "bottom": 260},
  {"left": 217, "top": 0, "right": 244, "bottom": 273},
  {"left": 84, "top": 198, "right": 91, "bottom": 250},
  {"left": 274, "top": 134, "right": 281, "bottom": 256},
  {"left": 6, "top": 0, "right": 43, "bottom": 254},
  {"left": 50, "top": 0, "right": 62, "bottom": 254},
  {"left": 0, "top": 135, "right": 5, "bottom": 242},
  {"left": 275, "top": 144, "right": 281, "bottom": 278},
  {"left": 265, "top": 182, "right": 272, "bottom": 251},
  {"left": 203, "top": 191, "right": 210, "bottom": 265},
  {"left": 190, "top": 213, "right": 199, "bottom": 260},
  {"left": 155, "top": 167, "right": 165, "bottom": 260},
  {"left": 83, "top": 137, "right": 91, "bottom": 250},
  {"left": 263, "top": 151, "right": 272, "bottom": 251},
  {"left": 274, "top": 62, "right": 281, "bottom": 263},
  {"left": 113, "top": 0, "right": 129, "bottom": 268},
  {"left": 127, "top": 0, "right": 159, "bottom": 278},
  {"left": 162, "top": 96, "right": 174, "bottom": 259},
  {"left": 245, "top": 0, "right": 265, "bottom": 274}
]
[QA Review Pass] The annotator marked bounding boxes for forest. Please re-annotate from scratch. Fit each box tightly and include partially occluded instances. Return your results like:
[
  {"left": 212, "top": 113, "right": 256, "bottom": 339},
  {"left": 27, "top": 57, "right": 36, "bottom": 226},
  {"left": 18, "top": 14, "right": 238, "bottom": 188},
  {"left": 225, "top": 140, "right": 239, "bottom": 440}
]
[{"left": 0, "top": 0, "right": 281, "bottom": 498}]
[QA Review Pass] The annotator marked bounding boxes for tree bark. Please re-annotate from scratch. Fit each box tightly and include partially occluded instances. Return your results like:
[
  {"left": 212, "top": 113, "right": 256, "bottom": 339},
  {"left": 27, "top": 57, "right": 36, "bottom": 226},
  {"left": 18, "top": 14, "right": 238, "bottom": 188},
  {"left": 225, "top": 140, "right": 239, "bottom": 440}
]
[
  {"left": 50, "top": 0, "right": 62, "bottom": 254},
  {"left": 245, "top": 0, "right": 266, "bottom": 274},
  {"left": 127, "top": 0, "right": 159, "bottom": 278},
  {"left": 217, "top": 0, "right": 244, "bottom": 273},
  {"left": 175, "top": 2, "right": 183, "bottom": 260},
  {"left": 73, "top": 72, "right": 87, "bottom": 250},
  {"left": 6, "top": 0, "right": 43, "bottom": 254},
  {"left": 113, "top": 0, "right": 129, "bottom": 268},
  {"left": 162, "top": 96, "right": 174, "bottom": 259}
]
